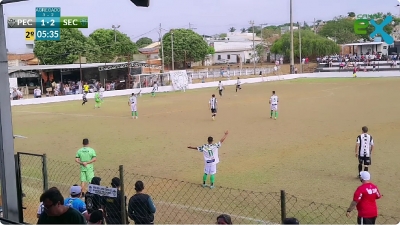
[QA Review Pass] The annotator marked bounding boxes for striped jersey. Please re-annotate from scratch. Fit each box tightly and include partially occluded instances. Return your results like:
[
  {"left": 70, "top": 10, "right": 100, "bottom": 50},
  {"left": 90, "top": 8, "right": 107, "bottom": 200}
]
[
  {"left": 129, "top": 96, "right": 137, "bottom": 104},
  {"left": 152, "top": 83, "right": 158, "bottom": 92},
  {"left": 209, "top": 97, "right": 217, "bottom": 109},
  {"left": 270, "top": 95, "right": 278, "bottom": 105},
  {"left": 357, "top": 133, "right": 374, "bottom": 157},
  {"left": 197, "top": 142, "right": 221, "bottom": 164},
  {"left": 82, "top": 92, "right": 87, "bottom": 99},
  {"left": 218, "top": 83, "right": 223, "bottom": 90}
]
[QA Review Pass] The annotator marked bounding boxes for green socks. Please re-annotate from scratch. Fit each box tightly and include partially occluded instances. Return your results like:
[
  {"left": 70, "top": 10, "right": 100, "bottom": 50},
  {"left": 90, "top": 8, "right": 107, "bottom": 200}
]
[
  {"left": 203, "top": 173, "right": 207, "bottom": 183},
  {"left": 270, "top": 111, "right": 273, "bottom": 117},
  {"left": 152, "top": 92, "right": 155, "bottom": 96},
  {"left": 132, "top": 111, "right": 134, "bottom": 116},
  {"left": 210, "top": 174, "right": 215, "bottom": 185},
  {"left": 274, "top": 111, "right": 278, "bottom": 118},
  {"left": 131, "top": 111, "right": 138, "bottom": 116}
]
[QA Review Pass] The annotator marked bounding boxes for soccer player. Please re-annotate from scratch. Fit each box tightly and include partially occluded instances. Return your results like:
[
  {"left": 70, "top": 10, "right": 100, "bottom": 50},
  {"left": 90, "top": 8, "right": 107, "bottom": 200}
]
[
  {"left": 209, "top": 94, "right": 218, "bottom": 121},
  {"left": 99, "top": 85, "right": 105, "bottom": 102},
  {"left": 128, "top": 90, "right": 141, "bottom": 119},
  {"left": 269, "top": 91, "right": 279, "bottom": 119},
  {"left": 236, "top": 77, "right": 241, "bottom": 92},
  {"left": 82, "top": 92, "right": 88, "bottom": 106},
  {"left": 216, "top": 81, "right": 224, "bottom": 96},
  {"left": 75, "top": 138, "right": 97, "bottom": 196},
  {"left": 355, "top": 126, "right": 374, "bottom": 177},
  {"left": 187, "top": 130, "right": 229, "bottom": 189},
  {"left": 151, "top": 82, "right": 158, "bottom": 97},
  {"left": 346, "top": 171, "right": 381, "bottom": 225},
  {"left": 94, "top": 91, "right": 101, "bottom": 108},
  {"left": 84, "top": 82, "right": 89, "bottom": 94}
]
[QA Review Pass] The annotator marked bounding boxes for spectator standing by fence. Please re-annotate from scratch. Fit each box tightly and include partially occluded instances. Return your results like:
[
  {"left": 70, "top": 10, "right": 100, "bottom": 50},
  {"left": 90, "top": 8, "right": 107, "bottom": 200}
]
[
  {"left": 37, "top": 187, "right": 87, "bottom": 224},
  {"left": 102, "top": 177, "right": 129, "bottom": 224},
  {"left": 85, "top": 177, "right": 103, "bottom": 214},
  {"left": 128, "top": 181, "right": 156, "bottom": 224},
  {"left": 65, "top": 185, "right": 90, "bottom": 221},
  {"left": 75, "top": 138, "right": 97, "bottom": 196},
  {"left": 346, "top": 171, "right": 382, "bottom": 224}
]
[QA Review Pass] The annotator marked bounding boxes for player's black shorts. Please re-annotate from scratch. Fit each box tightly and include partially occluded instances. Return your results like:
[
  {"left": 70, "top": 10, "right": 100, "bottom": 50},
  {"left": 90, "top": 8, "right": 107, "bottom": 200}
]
[
  {"left": 218, "top": 89, "right": 222, "bottom": 95},
  {"left": 358, "top": 156, "right": 371, "bottom": 165},
  {"left": 357, "top": 216, "right": 376, "bottom": 224},
  {"left": 236, "top": 85, "right": 240, "bottom": 88},
  {"left": 211, "top": 108, "right": 217, "bottom": 113}
]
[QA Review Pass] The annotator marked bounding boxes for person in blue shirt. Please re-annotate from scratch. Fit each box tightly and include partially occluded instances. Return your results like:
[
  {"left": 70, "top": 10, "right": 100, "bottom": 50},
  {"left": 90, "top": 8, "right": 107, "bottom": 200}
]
[{"left": 64, "top": 184, "right": 90, "bottom": 221}]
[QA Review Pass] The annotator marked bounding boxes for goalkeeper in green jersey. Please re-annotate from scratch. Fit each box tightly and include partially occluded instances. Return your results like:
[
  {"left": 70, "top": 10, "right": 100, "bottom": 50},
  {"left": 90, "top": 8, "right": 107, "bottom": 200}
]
[{"left": 94, "top": 91, "right": 101, "bottom": 108}]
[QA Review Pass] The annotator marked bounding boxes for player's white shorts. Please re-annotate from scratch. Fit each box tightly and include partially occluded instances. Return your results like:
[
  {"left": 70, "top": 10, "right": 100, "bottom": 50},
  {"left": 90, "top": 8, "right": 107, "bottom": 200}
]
[
  {"left": 130, "top": 104, "right": 137, "bottom": 111},
  {"left": 204, "top": 163, "right": 217, "bottom": 175},
  {"left": 100, "top": 94, "right": 103, "bottom": 100},
  {"left": 270, "top": 104, "right": 278, "bottom": 111}
]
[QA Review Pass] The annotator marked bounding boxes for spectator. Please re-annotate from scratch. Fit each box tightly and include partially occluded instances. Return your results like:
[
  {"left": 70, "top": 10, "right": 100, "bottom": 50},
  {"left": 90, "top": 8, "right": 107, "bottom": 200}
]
[
  {"left": 283, "top": 217, "right": 299, "bottom": 224},
  {"left": 88, "top": 210, "right": 104, "bottom": 224},
  {"left": 64, "top": 185, "right": 90, "bottom": 221},
  {"left": 85, "top": 177, "right": 103, "bottom": 214},
  {"left": 346, "top": 171, "right": 381, "bottom": 225},
  {"left": 217, "top": 214, "right": 232, "bottom": 224},
  {"left": 37, "top": 187, "right": 58, "bottom": 218},
  {"left": 102, "top": 177, "right": 129, "bottom": 224},
  {"left": 128, "top": 181, "right": 156, "bottom": 224},
  {"left": 34, "top": 87, "right": 41, "bottom": 98},
  {"left": 37, "top": 187, "right": 86, "bottom": 224}
]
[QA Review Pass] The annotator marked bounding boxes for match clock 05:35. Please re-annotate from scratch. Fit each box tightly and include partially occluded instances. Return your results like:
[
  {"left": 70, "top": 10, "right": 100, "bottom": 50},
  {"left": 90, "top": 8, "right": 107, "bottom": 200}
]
[{"left": 35, "top": 28, "right": 60, "bottom": 41}]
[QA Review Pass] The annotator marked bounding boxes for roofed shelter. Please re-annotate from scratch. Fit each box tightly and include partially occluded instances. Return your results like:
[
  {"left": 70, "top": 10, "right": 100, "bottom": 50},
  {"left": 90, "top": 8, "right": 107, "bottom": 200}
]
[{"left": 344, "top": 42, "right": 389, "bottom": 56}]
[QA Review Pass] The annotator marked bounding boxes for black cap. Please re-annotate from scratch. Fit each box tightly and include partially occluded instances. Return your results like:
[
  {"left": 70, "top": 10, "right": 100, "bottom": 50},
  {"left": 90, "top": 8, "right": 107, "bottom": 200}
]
[
  {"left": 283, "top": 217, "right": 299, "bottom": 224},
  {"left": 217, "top": 214, "right": 232, "bottom": 224},
  {"left": 111, "top": 177, "right": 120, "bottom": 187},
  {"left": 89, "top": 210, "right": 103, "bottom": 223},
  {"left": 91, "top": 177, "right": 101, "bottom": 185}
]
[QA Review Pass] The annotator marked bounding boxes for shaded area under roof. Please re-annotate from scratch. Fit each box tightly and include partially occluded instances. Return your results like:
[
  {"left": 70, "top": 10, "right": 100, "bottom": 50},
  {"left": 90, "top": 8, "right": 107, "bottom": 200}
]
[{"left": 8, "top": 62, "right": 128, "bottom": 74}]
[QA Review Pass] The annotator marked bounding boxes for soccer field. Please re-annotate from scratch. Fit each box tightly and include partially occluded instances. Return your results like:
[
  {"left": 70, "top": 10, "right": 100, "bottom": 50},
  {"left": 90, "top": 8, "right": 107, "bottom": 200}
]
[{"left": 12, "top": 77, "right": 400, "bottom": 223}]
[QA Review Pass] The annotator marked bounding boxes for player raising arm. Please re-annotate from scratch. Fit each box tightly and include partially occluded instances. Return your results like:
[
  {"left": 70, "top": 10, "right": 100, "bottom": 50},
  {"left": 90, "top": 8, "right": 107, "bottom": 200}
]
[
  {"left": 128, "top": 90, "right": 141, "bottom": 119},
  {"left": 187, "top": 130, "right": 229, "bottom": 189}
]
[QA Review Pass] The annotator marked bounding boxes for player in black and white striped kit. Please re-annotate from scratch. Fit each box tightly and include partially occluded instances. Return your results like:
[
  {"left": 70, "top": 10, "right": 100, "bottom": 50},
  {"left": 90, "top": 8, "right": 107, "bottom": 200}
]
[
  {"left": 217, "top": 81, "right": 224, "bottom": 96},
  {"left": 355, "top": 126, "right": 374, "bottom": 178},
  {"left": 209, "top": 94, "right": 218, "bottom": 121}
]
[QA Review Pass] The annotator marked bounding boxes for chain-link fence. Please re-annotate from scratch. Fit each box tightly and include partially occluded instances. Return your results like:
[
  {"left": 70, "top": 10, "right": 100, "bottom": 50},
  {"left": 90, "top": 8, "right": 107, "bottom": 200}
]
[{"left": 13, "top": 156, "right": 400, "bottom": 224}]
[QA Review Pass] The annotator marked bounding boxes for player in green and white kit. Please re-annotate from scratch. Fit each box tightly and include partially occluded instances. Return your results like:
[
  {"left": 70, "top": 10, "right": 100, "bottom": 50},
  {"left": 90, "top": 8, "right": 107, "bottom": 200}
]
[
  {"left": 75, "top": 138, "right": 97, "bottom": 196},
  {"left": 94, "top": 91, "right": 101, "bottom": 108}
]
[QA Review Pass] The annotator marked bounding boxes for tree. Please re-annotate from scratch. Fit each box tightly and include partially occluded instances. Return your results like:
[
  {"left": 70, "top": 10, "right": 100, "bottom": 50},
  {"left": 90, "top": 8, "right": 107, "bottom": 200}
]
[
  {"left": 34, "top": 28, "right": 99, "bottom": 65},
  {"left": 318, "top": 17, "right": 359, "bottom": 44},
  {"left": 136, "top": 37, "right": 153, "bottom": 48},
  {"left": 207, "top": 46, "right": 215, "bottom": 55},
  {"left": 219, "top": 33, "right": 227, "bottom": 38},
  {"left": 241, "top": 28, "right": 246, "bottom": 33},
  {"left": 229, "top": 27, "right": 236, "bottom": 32},
  {"left": 348, "top": 12, "right": 356, "bottom": 17},
  {"left": 270, "top": 29, "right": 340, "bottom": 60},
  {"left": 88, "top": 29, "right": 138, "bottom": 62},
  {"left": 160, "top": 29, "right": 209, "bottom": 66},
  {"left": 255, "top": 43, "right": 266, "bottom": 62}
]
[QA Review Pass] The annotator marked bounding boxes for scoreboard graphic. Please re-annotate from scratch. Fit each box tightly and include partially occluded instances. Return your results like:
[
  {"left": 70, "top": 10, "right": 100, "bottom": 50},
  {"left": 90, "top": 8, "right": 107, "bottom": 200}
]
[{"left": 7, "top": 7, "right": 88, "bottom": 41}]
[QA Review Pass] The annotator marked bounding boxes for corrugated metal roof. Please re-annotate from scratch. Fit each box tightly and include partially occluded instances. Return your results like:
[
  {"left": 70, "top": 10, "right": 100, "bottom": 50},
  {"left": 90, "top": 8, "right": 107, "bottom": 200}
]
[
  {"left": 213, "top": 41, "right": 257, "bottom": 52},
  {"left": 7, "top": 62, "right": 128, "bottom": 74},
  {"left": 142, "top": 42, "right": 160, "bottom": 49},
  {"left": 344, "top": 42, "right": 384, "bottom": 46}
]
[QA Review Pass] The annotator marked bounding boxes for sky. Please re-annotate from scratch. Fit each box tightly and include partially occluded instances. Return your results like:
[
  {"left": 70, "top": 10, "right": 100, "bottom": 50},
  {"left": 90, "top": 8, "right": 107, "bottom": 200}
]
[{"left": 3, "top": 0, "right": 400, "bottom": 53}]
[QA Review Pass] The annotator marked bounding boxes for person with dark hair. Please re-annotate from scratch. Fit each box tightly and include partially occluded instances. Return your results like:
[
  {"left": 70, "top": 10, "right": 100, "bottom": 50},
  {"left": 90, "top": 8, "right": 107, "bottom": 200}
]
[
  {"left": 128, "top": 181, "right": 156, "bottom": 224},
  {"left": 282, "top": 217, "right": 299, "bottom": 224},
  {"left": 85, "top": 177, "right": 103, "bottom": 214},
  {"left": 187, "top": 130, "right": 229, "bottom": 188},
  {"left": 102, "top": 177, "right": 129, "bottom": 224},
  {"left": 88, "top": 210, "right": 104, "bottom": 224},
  {"left": 355, "top": 126, "right": 374, "bottom": 177},
  {"left": 75, "top": 138, "right": 97, "bottom": 195},
  {"left": 217, "top": 214, "right": 232, "bottom": 224},
  {"left": 37, "top": 187, "right": 58, "bottom": 218},
  {"left": 37, "top": 187, "right": 86, "bottom": 224}
]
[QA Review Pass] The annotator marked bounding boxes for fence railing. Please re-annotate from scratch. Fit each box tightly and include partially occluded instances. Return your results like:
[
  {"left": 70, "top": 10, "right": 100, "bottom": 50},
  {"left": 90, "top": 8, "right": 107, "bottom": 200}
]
[{"left": 13, "top": 154, "right": 400, "bottom": 224}]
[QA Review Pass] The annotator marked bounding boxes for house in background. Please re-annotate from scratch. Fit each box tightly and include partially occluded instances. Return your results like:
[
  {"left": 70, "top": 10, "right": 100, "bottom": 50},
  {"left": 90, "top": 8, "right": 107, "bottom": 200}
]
[
  {"left": 8, "top": 53, "right": 39, "bottom": 66},
  {"left": 138, "top": 42, "right": 162, "bottom": 73},
  {"left": 210, "top": 32, "right": 262, "bottom": 65}
]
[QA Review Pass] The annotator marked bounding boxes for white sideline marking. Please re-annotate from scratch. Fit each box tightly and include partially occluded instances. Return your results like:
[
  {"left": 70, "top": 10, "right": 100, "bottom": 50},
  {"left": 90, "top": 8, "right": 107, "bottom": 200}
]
[{"left": 21, "top": 175, "right": 274, "bottom": 224}]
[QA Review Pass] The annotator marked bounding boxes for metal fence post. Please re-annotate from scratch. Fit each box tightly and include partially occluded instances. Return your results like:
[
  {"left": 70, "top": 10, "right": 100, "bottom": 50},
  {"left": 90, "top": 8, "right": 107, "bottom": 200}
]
[
  {"left": 119, "top": 165, "right": 127, "bottom": 224},
  {"left": 13, "top": 154, "right": 23, "bottom": 223},
  {"left": 42, "top": 154, "right": 48, "bottom": 192},
  {"left": 280, "top": 190, "right": 286, "bottom": 223}
]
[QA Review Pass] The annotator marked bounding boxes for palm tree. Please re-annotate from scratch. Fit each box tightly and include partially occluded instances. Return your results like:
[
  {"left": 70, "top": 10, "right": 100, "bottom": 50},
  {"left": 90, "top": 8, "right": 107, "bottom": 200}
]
[
  {"left": 241, "top": 28, "right": 246, "bottom": 33},
  {"left": 229, "top": 27, "right": 236, "bottom": 32}
]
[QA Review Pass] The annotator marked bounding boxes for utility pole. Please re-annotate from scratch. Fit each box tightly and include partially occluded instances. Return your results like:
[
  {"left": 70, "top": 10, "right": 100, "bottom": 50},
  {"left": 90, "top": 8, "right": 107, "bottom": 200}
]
[
  {"left": 260, "top": 23, "right": 268, "bottom": 65},
  {"left": 250, "top": 20, "right": 256, "bottom": 75},
  {"left": 79, "top": 53, "right": 83, "bottom": 82},
  {"left": 112, "top": 25, "right": 120, "bottom": 42},
  {"left": 289, "top": 0, "right": 295, "bottom": 74},
  {"left": 189, "top": 23, "right": 197, "bottom": 30},
  {"left": 159, "top": 23, "right": 165, "bottom": 72},
  {"left": 298, "top": 22, "right": 302, "bottom": 73},
  {"left": 171, "top": 30, "right": 174, "bottom": 70}
]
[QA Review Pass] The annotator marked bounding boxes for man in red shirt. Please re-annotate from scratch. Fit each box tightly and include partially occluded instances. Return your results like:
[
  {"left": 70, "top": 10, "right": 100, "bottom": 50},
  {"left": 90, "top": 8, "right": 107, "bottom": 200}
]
[{"left": 346, "top": 171, "right": 382, "bottom": 224}]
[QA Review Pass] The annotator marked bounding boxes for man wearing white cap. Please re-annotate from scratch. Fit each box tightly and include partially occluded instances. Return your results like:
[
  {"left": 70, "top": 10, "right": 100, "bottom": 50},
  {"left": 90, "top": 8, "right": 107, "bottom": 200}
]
[
  {"left": 346, "top": 171, "right": 382, "bottom": 224},
  {"left": 64, "top": 185, "right": 90, "bottom": 221}
]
